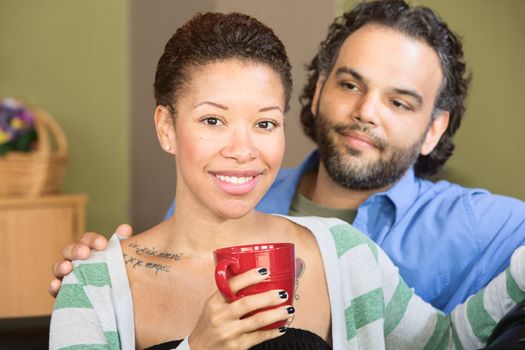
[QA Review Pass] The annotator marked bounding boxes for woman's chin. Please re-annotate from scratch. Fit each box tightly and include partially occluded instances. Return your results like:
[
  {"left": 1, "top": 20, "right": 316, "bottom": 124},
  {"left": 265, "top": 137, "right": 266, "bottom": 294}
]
[{"left": 212, "top": 202, "right": 257, "bottom": 221}]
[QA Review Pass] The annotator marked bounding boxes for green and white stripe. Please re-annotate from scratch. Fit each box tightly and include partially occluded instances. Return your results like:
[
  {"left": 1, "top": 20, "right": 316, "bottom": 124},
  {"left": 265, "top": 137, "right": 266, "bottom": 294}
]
[
  {"left": 50, "top": 252, "right": 122, "bottom": 349},
  {"left": 321, "top": 218, "right": 525, "bottom": 350},
  {"left": 50, "top": 216, "right": 525, "bottom": 350}
]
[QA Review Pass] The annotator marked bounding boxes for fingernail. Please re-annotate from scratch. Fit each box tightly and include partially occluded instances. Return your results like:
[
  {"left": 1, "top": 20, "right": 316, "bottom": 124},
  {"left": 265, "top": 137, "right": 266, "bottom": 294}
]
[
  {"left": 287, "top": 306, "right": 295, "bottom": 314},
  {"left": 279, "top": 326, "right": 287, "bottom": 333},
  {"left": 279, "top": 290, "right": 288, "bottom": 299},
  {"left": 258, "top": 267, "right": 268, "bottom": 275}
]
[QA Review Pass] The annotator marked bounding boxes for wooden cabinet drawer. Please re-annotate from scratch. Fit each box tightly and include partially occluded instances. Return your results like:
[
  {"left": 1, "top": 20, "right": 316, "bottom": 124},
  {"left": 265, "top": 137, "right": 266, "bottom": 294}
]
[{"left": 0, "top": 194, "right": 87, "bottom": 318}]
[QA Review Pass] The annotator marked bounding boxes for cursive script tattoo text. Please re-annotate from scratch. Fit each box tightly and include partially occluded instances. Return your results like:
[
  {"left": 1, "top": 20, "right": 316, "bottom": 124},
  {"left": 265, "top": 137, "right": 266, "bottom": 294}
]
[
  {"left": 123, "top": 253, "right": 172, "bottom": 274},
  {"left": 128, "top": 241, "right": 183, "bottom": 261}
]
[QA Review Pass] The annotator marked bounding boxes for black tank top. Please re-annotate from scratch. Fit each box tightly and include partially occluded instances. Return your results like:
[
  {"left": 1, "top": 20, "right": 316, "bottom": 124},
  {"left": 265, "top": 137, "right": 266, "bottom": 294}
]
[{"left": 145, "top": 327, "right": 332, "bottom": 350}]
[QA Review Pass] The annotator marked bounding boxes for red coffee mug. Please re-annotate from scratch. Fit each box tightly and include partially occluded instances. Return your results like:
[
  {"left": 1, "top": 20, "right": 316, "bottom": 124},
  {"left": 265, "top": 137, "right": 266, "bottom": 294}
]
[{"left": 213, "top": 243, "right": 295, "bottom": 329}]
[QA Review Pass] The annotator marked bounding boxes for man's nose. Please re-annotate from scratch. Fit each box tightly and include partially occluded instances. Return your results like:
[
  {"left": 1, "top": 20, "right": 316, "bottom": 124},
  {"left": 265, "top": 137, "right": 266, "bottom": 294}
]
[{"left": 352, "top": 92, "right": 380, "bottom": 126}]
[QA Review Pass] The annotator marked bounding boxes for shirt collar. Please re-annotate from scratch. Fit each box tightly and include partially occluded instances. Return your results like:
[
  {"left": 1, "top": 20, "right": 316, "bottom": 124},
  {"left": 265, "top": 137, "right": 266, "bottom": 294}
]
[
  {"left": 298, "top": 149, "right": 321, "bottom": 174},
  {"left": 256, "top": 150, "right": 319, "bottom": 214},
  {"left": 370, "top": 167, "right": 421, "bottom": 223},
  {"left": 300, "top": 151, "right": 422, "bottom": 224}
]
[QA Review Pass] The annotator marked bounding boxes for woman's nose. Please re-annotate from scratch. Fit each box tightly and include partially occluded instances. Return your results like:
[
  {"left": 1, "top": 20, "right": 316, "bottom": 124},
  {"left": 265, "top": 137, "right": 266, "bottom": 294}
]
[{"left": 220, "top": 128, "right": 258, "bottom": 163}]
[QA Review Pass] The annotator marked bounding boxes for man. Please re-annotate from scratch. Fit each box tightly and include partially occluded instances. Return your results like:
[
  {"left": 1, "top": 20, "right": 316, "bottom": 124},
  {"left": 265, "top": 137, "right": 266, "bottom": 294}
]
[{"left": 51, "top": 0, "right": 525, "bottom": 313}]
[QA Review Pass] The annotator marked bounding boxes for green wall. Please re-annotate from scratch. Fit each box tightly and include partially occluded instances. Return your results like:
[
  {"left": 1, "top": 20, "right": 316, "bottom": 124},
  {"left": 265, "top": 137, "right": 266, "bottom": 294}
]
[
  {"left": 1, "top": 0, "right": 522, "bottom": 236},
  {"left": 421, "top": 0, "right": 525, "bottom": 200},
  {"left": 339, "top": 0, "right": 525, "bottom": 200},
  {"left": 0, "top": 0, "right": 130, "bottom": 233}
]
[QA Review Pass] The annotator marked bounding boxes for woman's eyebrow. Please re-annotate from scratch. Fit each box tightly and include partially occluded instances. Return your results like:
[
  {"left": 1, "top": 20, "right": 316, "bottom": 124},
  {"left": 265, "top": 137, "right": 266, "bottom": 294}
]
[
  {"left": 194, "top": 102, "right": 282, "bottom": 113},
  {"left": 259, "top": 106, "right": 283, "bottom": 113},
  {"left": 194, "top": 101, "right": 228, "bottom": 110}
]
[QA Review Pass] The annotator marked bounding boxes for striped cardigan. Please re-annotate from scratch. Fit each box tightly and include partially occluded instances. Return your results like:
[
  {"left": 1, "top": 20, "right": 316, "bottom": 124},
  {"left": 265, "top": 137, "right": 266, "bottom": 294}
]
[{"left": 50, "top": 216, "right": 525, "bottom": 349}]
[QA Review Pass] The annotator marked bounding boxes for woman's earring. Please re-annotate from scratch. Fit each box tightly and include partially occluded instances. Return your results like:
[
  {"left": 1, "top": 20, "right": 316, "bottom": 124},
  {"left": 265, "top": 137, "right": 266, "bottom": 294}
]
[{"left": 164, "top": 145, "right": 171, "bottom": 151}]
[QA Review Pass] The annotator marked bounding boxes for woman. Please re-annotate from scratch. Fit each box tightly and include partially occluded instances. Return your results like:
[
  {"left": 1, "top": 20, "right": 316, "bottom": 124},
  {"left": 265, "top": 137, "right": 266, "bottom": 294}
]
[{"left": 50, "top": 12, "right": 525, "bottom": 350}]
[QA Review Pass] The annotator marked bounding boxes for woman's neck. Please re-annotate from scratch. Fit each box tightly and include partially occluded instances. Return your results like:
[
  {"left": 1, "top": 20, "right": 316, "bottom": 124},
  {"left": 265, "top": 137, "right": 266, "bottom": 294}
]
[{"left": 164, "top": 204, "right": 267, "bottom": 257}]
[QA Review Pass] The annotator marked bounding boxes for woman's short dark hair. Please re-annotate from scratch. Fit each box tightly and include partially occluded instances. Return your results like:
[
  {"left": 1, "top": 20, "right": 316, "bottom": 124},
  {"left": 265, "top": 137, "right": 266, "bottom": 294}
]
[
  {"left": 154, "top": 12, "right": 293, "bottom": 116},
  {"left": 299, "top": 0, "right": 471, "bottom": 177}
]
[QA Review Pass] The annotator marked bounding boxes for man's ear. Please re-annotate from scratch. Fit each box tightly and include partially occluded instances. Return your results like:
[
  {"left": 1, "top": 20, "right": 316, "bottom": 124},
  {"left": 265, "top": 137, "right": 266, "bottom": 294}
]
[
  {"left": 420, "top": 110, "right": 450, "bottom": 156},
  {"left": 154, "top": 105, "right": 176, "bottom": 155},
  {"left": 310, "top": 75, "right": 326, "bottom": 116}
]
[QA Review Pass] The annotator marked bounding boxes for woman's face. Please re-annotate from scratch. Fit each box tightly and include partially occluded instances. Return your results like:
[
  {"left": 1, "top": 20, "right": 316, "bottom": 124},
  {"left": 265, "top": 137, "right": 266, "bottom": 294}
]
[{"left": 157, "top": 59, "right": 286, "bottom": 220}]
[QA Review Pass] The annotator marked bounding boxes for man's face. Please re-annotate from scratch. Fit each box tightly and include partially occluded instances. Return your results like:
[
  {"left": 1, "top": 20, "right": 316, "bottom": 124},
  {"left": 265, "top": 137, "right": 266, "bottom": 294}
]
[{"left": 311, "top": 24, "right": 448, "bottom": 190}]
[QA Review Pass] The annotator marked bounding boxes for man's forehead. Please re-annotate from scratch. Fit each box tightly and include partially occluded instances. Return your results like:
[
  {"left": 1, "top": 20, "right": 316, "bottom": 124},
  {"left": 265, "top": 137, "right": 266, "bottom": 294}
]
[
  {"left": 332, "top": 24, "right": 443, "bottom": 99},
  {"left": 336, "top": 24, "right": 441, "bottom": 68}
]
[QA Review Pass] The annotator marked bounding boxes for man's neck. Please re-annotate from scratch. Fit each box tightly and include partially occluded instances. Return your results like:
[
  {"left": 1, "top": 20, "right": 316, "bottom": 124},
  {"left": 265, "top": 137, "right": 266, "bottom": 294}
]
[{"left": 300, "top": 163, "right": 391, "bottom": 210}]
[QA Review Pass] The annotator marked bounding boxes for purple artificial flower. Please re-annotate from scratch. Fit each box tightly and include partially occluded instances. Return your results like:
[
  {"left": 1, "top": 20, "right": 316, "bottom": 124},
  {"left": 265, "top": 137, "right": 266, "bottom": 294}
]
[{"left": 0, "top": 97, "right": 37, "bottom": 153}]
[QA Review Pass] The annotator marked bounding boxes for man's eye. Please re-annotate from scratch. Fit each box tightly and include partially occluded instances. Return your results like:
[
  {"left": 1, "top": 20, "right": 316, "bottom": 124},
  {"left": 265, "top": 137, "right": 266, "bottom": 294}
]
[
  {"left": 256, "top": 120, "right": 277, "bottom": 130},
  {"left": 391, "top": 100, "right": 411, "bottom": 111},
  {"left": 341, "top": 82, "right": 359, "bottom": 91}
]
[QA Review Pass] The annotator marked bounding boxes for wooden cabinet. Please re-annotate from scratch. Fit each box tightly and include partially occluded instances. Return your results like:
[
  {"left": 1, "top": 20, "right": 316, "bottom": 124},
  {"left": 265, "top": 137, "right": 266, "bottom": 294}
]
[{"left": 0, "top": 194, "right": 87, "bottom": 318}]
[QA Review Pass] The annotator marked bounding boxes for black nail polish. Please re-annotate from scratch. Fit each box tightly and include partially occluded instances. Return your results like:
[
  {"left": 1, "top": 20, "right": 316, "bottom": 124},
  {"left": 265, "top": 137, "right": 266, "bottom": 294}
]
[
  {"left": 279, "top": 327, "right": 287, "bottom": 333},
  {"left": 279, "top": 290, "right": 288, "bottom": 299},
  {"left": 287, "top": 306, "right": 295, "bottom": 314},
  {"left": 258, "top": 267, "right": 268, "bottom": 275}
]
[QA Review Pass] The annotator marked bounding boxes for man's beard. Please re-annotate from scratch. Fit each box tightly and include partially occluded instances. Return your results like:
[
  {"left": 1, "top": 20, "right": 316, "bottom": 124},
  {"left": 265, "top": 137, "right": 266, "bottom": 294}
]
[{"left": 314, "top": 111, "right": 426, "bottom": 190}]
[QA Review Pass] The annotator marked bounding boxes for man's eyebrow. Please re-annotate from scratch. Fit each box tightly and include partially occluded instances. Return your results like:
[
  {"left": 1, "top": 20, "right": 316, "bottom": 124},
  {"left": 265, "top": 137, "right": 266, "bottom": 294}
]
[
  {"left": 392, "top": 88, "right": 423, "bottom": 106},
  {"left": 194, "top": 101, "right": 228, "bottom": 110},
  {"left": 335, "top": 66, "right": 366, "bottom": 83}
]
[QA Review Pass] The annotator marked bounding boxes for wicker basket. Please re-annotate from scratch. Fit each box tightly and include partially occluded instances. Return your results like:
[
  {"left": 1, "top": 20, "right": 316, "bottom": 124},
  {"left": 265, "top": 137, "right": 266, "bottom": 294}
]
[{"left": 0, "top": 107, "right": 68, "bottom": 197}]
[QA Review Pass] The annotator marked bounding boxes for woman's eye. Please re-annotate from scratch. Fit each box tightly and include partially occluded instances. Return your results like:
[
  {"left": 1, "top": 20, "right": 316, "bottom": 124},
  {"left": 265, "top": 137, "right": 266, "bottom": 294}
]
[
  {"left": 201, "top": 116, "right": 223, "bottom": 126},
  {"left": 256, "top": 120, "right": 277, "bottom": 131}
]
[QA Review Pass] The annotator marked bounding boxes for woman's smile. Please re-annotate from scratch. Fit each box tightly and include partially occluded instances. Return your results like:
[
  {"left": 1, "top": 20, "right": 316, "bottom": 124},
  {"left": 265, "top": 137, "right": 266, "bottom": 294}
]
[{"left": 211, "top": 171, "right": 262, "bottom": 196}]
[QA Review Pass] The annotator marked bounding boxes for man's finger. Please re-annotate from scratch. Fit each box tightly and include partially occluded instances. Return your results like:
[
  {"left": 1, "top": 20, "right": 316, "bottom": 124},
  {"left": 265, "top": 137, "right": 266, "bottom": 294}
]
[
  {"left": 48, "top": 279, "right": 62, "bottom": 298},
  {"left": 79, "top": 232, "right": 108, "bottom": 251},
  {"left": 52, "top": 260, "right": 73, "bottom": 279},
  {"left": 61, "top": 243, "right": 90, "bottom": 261},
  {"left": 114, "top": 224, "right": 133, "bottom": 239}
]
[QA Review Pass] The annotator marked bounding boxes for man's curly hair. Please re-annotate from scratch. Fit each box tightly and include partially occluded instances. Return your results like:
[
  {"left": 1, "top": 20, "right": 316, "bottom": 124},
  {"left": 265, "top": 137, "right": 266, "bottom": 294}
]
[{"left": 299, "top": 0, "right": 471, "bottom": 177}]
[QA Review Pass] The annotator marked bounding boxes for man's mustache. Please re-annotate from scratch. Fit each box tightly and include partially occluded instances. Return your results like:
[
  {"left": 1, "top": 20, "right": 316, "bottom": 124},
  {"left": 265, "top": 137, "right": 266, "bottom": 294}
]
[{"left": 333, "top": 123, "right": 388, "bottom": 151}]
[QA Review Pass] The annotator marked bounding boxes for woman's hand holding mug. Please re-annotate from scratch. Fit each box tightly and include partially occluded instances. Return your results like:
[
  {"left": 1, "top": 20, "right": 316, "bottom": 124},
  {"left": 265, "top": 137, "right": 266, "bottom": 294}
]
[{"left": 188, "top": 267, "right": 294, "bottom": 350}]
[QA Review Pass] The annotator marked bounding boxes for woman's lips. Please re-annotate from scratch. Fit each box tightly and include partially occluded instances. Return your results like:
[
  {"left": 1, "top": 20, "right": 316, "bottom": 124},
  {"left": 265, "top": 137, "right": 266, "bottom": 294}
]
[
  {"left": 215, "top": 174, "right": 254, "bottom": 185},
  {"left": 211, "top": 171, "right": 263, "bottom": 195}
]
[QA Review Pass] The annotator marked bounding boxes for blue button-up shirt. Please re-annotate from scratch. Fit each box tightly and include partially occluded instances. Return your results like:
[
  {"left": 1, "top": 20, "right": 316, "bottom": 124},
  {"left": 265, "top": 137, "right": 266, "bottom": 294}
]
[{"left": 166, "top": 150, "right": 525, "bottom": 312}]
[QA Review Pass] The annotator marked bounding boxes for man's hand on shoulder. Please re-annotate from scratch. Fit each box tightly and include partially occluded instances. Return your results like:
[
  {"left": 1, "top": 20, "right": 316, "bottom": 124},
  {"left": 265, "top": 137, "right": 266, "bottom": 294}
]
[{"left": 49, "top": 224, "right": 133, "bottom": 297}]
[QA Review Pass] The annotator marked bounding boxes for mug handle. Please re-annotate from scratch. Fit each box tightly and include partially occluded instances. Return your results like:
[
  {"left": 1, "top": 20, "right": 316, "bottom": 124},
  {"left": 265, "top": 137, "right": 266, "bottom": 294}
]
[{"left": 214, "top": 259, "right": 241, "bottom": 302}]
